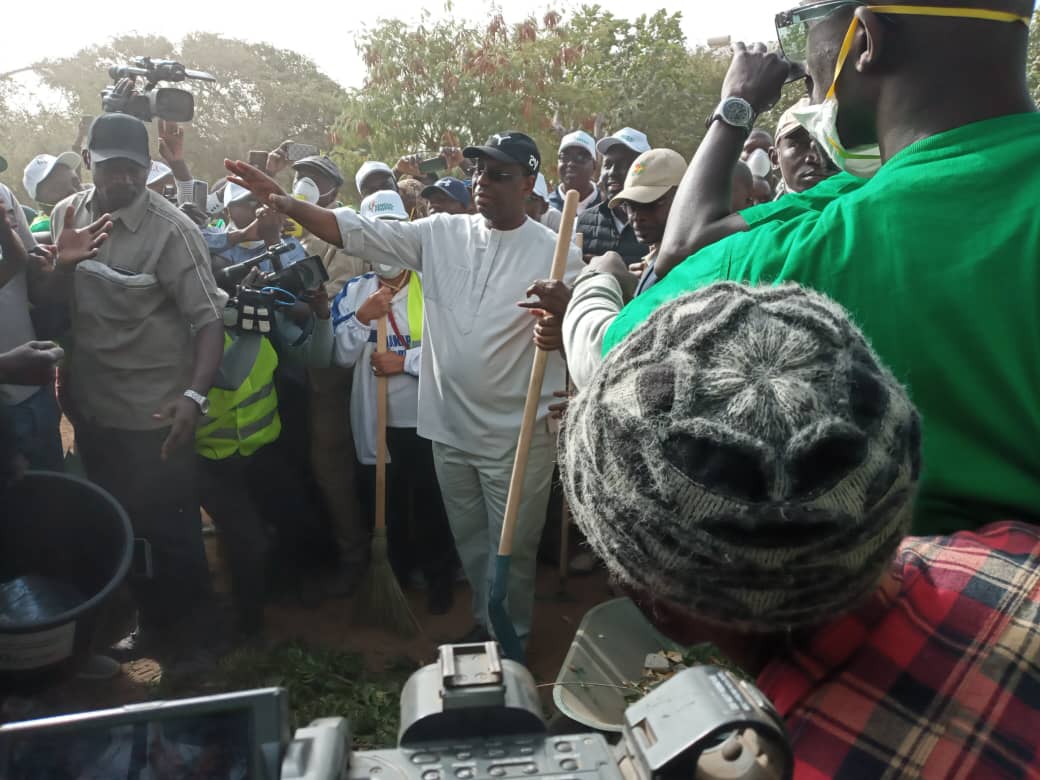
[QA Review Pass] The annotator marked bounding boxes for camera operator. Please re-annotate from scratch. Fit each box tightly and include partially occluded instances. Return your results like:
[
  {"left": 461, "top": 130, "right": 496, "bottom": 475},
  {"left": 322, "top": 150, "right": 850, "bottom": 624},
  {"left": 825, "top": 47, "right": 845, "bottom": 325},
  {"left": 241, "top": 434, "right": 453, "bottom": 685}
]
[
  {"left": 286, "top": 154, "right": 370, "bottom": 598},
  {"left": 45, "top": 113, "right": 227, "bottom": 670},
  {"left": 196, "top": 265, "right": 332, "bottom": 636}
]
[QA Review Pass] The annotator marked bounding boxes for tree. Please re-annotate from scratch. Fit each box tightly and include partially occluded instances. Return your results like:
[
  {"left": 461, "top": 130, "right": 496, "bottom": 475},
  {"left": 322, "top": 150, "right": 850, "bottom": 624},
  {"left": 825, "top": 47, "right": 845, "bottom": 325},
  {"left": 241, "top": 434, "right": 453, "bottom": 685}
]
[
  {"left": 331, "top": 6, "right": 807, "bottom": 193},
  {"left": 0, "top": 34, "right": 345, "bottom": 204}
]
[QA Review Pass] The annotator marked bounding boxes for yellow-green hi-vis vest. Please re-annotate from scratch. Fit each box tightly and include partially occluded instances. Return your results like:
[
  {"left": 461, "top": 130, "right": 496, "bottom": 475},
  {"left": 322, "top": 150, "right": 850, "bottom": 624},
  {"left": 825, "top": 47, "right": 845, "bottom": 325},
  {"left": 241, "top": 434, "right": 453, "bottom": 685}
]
[{"left": 196, "top": 332, "right": 281, "bottom": 460}]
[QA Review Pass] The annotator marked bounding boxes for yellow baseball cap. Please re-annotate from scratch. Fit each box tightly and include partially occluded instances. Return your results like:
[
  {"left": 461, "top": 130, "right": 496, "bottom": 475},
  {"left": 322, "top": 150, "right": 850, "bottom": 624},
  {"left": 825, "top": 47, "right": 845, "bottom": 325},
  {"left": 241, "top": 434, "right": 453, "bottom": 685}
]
[{"left": 608, "top": 148, "right": 687, "bottom": 208}]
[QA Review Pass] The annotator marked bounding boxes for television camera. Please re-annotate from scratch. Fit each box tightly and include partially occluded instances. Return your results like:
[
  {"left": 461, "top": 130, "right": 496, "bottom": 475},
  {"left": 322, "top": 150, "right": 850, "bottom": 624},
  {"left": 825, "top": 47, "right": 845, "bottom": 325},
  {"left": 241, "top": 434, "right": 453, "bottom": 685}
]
[
  {"left": 101, "top": 56, "right": 216, "bottom": 122},
  {"left": 0, "top": 642, "right": 792, "bottom": 779}
]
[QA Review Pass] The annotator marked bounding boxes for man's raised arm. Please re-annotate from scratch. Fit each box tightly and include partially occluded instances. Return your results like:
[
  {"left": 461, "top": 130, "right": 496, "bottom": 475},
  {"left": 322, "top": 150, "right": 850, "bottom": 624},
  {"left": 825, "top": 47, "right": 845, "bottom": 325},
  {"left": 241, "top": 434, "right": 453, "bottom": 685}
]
[
  {"left": 225, "top": 159, "right": 424, "bottom": 272},
  {"left": 655, "top": 43, "right": 791, "bottom": 280}
]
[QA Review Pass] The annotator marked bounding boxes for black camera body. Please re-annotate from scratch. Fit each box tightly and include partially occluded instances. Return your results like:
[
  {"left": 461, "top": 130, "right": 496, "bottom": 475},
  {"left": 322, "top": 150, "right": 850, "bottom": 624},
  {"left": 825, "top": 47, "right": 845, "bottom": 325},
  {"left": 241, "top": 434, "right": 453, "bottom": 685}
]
[{"left": 100, "top": 56, "right": 215, "bottom": 122}]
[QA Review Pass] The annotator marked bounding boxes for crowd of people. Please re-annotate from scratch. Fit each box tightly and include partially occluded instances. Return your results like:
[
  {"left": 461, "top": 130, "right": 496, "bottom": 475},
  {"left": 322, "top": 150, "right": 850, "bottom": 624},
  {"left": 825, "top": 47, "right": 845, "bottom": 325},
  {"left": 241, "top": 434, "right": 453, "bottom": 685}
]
[{"left": 2, "top": 0, "right": 1040, "bottom": 774}]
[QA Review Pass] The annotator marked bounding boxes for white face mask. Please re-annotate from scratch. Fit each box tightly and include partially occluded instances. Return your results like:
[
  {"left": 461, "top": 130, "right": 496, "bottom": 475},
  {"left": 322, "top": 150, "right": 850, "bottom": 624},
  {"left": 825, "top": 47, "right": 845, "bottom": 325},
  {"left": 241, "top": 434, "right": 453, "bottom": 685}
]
[
  {"left": 745, "top": 147, "right": 772, "bottom": 179},
  {"left": 293, "top": 177, "right": 321, "bottom": 204},
  {"left": 375, "top": 263, "right": 401, "bottom": 279},
  {"left": 791, "top": 99, "right": 881, "bottom": 179}
]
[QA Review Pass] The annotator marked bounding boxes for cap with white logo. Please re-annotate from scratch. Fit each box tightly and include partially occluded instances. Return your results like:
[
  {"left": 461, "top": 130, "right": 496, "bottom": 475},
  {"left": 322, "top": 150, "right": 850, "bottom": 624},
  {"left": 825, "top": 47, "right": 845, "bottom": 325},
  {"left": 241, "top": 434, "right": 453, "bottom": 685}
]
[
  {"left": 559, "top": 130, "right": 597, "bottom": 159},
  {"left": 355, "top": 161, "right": 395, "bottom": 195},
  {"left": 22, "top": 152, "right": 82, "bottom": 201},
  {"left": 597, "top": 127, "right": 651, "bottom": 156},
  {"left": 463, "top": 131, "right": 541, "bottom": 175},
  {"left": 361, "top": 189, "right": 409, "bottom": 221}
]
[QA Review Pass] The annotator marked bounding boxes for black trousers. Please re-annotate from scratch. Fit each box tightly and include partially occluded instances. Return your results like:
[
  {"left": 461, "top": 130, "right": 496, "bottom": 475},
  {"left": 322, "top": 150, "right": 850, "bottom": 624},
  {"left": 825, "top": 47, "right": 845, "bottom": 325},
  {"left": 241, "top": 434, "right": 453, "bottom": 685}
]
[
  {"left": 199, "top": 442, "right": 331, "bottom": 613},
  {"left": 76, "top": 422, "right": 213, "bottom": 638},
  {"left": 356, "top": 427, "right": 455, "bottom": 589}
]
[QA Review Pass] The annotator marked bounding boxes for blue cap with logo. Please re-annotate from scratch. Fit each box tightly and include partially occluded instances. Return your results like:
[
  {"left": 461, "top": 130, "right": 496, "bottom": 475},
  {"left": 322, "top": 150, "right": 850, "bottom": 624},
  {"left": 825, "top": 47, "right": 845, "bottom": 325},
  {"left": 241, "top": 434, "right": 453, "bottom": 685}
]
[{"left": 421, "top": 176, "right": 471, "bottom": 208}]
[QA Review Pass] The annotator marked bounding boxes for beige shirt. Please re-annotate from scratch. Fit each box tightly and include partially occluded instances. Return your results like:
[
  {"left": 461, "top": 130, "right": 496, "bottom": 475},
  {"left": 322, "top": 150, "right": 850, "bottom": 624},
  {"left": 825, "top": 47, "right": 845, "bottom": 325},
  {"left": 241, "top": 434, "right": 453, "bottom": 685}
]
[
  {"left": 52, "top": 187, "right": 224, "bottom": 429},
  {"left": 300, "top": 231, "right": 367, "bottom": 299}
]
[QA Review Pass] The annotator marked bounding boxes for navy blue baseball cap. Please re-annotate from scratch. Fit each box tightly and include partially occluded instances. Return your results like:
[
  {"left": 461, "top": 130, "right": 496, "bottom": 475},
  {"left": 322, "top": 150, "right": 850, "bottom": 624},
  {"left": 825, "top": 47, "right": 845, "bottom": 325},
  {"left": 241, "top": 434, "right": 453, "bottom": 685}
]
[{"left": 421, "top": 176, "right": 470, "bottom": 208}]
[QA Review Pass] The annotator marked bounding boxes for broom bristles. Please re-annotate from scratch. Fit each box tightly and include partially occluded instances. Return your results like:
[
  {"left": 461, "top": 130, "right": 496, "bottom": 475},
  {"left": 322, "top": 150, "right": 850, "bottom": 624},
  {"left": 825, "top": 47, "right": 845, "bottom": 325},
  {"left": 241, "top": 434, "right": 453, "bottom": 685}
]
[{"left": 353, "top": 529, "right": 420, "bottom": 638}]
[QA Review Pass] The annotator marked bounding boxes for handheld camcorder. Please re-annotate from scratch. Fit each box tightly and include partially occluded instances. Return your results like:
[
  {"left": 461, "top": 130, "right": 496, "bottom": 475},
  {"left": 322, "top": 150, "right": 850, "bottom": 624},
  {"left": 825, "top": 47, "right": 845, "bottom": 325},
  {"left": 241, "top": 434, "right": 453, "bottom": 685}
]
[
  {"left": 219, "top": 243, "right": 328, "bottom": 335},
  {"left": 0, "top": 642, "right": 793, "bottom": 780},
  {"left": 101, "top": 56, "right": 216, "bottom": 122}
]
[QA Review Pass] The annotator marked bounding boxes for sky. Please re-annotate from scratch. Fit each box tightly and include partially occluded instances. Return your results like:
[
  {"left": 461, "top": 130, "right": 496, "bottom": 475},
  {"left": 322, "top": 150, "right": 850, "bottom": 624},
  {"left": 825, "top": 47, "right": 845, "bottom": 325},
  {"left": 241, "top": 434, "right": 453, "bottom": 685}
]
[{"left": 1, "top": 0, "right": 785, "bottom": 89}]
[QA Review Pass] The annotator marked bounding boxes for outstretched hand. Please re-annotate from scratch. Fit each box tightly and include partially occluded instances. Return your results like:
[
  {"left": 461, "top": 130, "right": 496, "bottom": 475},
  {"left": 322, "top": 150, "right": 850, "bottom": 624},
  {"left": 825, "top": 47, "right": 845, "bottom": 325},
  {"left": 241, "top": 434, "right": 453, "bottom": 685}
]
[
  {"left": 224, "top": 159, "right": 292, "bottom": 212},
  {"left": 56, "top": 204, "right": 112, "bottom": 269}
]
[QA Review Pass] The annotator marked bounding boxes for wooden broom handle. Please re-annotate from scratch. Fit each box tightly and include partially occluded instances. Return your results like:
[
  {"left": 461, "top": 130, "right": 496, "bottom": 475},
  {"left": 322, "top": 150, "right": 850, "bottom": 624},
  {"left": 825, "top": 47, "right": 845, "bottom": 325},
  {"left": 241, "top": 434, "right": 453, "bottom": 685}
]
[
  {"left": 375, "top": 314, "right": 388, "bottom": 532},
  {"left": 498, "top": 189, "right": 580, "bottom": 556}
]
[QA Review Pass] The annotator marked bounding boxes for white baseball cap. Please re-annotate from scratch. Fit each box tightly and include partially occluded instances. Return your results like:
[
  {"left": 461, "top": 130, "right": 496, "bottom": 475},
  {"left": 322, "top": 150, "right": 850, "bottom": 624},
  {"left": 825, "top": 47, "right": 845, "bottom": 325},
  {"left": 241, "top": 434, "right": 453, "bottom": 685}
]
[
  {"left": 147, "top": 160, "right": 173, "bottom": 186},
  {"left": 355, "top": 161, "right": 395, "bottom": 194},
  {"left": 22, "top": 152, "right": 81, "bottom": 201},
  {"left": 533, "top": 173, "right": 550, "bottom": 204},
  {"left": 597, "top": 127, "right": 651, "bottom": 156},
  {"left": 223, "top": 181, "right": 254, "bottom": 207},
  {"left": 559, "top": 130, "right": 597, "bottom": 159},
  {"left": 360, "top": 190, "right": 409, "bottom": 221}
]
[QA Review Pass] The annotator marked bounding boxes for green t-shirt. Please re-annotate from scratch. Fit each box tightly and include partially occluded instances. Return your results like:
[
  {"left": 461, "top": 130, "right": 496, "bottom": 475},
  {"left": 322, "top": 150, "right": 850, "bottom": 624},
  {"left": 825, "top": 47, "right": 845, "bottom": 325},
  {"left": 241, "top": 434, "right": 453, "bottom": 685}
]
[
  {"left": 29, "top": 212, "right": 51, "bottom": 234},
  {"left": 738, "top": 170, "right": 866, "bottom": 227},
  {"left": 605, "top": 112, "right": 1040, "bottom": 534}
]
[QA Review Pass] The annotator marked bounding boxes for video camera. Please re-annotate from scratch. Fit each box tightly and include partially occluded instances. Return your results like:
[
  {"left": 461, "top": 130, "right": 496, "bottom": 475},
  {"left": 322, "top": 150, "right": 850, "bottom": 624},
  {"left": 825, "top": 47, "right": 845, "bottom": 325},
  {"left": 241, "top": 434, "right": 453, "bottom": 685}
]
[
  {"left": 219, "top": 243, "right": 328, "bottom": 334},
  {"left": 0, "top": 642, "right": 793, "bottom": 779},
  {"left": 101, "top": 56, "right": 216, "bottom": 122}
]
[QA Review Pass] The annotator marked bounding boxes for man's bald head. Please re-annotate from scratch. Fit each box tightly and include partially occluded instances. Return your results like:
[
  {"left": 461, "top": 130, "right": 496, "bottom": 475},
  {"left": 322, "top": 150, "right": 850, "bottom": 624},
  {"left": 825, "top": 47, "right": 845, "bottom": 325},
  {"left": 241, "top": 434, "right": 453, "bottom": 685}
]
[
  {"left": 805, "top": 0, "right": 1033, "bottom": 153},
  {"left": 731, "top": 160, "right": 755, "bottom": 211}
]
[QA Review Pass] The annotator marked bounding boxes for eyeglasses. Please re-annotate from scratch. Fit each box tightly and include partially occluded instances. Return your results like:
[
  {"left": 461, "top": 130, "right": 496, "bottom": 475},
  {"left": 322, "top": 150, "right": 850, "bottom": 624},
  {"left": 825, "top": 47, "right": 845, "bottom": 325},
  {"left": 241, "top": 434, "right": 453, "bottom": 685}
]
[
  {"left": 775, "top": 0, "right": 865, "bottom": 64},
  {"left": 473, "top": 163, "right": 524, "bottom": 182}
]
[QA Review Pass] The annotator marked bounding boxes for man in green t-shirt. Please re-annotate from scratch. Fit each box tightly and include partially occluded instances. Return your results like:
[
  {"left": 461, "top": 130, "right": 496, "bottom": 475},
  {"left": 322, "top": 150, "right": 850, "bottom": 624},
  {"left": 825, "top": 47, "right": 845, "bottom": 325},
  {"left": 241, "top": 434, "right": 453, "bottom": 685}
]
[{"left": 604, "top": 0, "right": 1038, "bottom": 534}]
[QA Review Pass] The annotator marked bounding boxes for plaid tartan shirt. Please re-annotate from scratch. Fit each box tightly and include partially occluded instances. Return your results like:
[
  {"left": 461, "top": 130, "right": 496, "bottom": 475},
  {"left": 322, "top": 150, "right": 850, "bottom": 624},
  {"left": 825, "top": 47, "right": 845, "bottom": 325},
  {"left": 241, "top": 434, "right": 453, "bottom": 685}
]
[{"left": 757, "top": 521, "right": 1040, "bottom": 779}]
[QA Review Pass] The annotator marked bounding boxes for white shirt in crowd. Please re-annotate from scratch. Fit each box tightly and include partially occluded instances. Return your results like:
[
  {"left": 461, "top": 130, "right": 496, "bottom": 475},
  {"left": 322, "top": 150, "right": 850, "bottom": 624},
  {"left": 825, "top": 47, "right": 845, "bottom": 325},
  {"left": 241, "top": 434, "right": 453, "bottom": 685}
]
[
  {"left": 330, "top": 271, "right": 422, "bottom": 465},
  {"left": 333, "top": 210, "right": 583, "bottom": 457},
  {"left": 0, "top": 184, "right": 41, "bottom": 406},
  {"left": 562, "top": 272, "right": 627, "bottom": 390}
]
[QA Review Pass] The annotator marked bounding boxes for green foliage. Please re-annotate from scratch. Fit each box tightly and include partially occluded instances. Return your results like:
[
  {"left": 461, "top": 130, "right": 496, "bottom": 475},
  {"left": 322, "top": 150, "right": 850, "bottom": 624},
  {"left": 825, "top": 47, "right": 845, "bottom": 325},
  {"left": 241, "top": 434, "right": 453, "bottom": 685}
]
[
  {"left": 332, "top": 9, "right": 725, "bottom": 180},
  {"left": 157, "top": 641, "right": 416, "bottom": 749},
  {"left": 1, "top": 34, "right": 344, "bottom": 203}
]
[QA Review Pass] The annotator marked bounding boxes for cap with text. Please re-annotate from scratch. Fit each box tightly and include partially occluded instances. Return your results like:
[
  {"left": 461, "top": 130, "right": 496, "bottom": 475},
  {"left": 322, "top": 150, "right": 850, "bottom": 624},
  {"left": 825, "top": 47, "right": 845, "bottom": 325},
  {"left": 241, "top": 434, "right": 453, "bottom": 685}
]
[
  {"left": 597, "top": 127, "right": 651, "bottom": 156},
  {"left": 608, "top": 148, "right": 686, "bottom": 208},
  {"left": 87, "top": 113, "right": 150, "bottom": 169},
  {"left": 22, "top": 152, "right": 82, "bottom": 201},
  {"left": 464, "top": 131, "right": 541, "bottom": 175},
  {"left": 361, "top": 189, "right": 409, "bottom": 221},
  {"left": 421, "top": 176, "right": 471, "bottom": 207},
  {"left": 355, "top": 161, "right": 395, "bottom": 194}
]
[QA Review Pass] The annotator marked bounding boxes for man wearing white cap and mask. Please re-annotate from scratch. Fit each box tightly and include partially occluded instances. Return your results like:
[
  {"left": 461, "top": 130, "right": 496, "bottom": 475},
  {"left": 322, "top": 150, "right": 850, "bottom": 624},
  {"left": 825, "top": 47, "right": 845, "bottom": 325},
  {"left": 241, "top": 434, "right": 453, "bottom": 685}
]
[
  {"left": 210, "top": 182, "right": 307, "bottom": 272},
  {"left": 23, "top": 152, "right": 83, "bottom": 236},
  {"left": 548, "top": 130, "right": 600, "bottom": 214},
  {"left": 576, "top": 127, "right": 651, "bottom": 263},
  {"left": 327, "top": 189, "right": 456, "bottom": 614},
  {"left": 355, "top": 161, "right": 398, "bottom": 199}
]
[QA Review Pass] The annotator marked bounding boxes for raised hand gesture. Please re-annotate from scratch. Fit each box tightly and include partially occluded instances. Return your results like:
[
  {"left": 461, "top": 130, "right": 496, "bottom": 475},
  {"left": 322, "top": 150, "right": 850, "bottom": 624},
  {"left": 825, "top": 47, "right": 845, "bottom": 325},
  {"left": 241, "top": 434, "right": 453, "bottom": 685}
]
[{"left": 56, "top": 204, "right": 112, "bottom": 270}]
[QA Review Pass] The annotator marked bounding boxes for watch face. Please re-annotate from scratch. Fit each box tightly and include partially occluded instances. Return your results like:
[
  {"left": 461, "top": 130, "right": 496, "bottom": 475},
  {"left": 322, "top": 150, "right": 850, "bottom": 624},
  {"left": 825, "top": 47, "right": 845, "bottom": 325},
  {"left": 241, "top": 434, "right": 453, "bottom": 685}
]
[{"left": 722, "top": 98, "right": 753, "bottom": 128}]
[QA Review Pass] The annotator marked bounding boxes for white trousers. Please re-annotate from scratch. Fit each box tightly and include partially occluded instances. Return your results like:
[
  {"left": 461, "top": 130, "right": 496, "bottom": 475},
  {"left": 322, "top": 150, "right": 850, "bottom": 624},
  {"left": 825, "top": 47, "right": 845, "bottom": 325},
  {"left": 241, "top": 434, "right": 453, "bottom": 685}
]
[{"left": 432, "top": 429, "right": 556, "bottom": 642}]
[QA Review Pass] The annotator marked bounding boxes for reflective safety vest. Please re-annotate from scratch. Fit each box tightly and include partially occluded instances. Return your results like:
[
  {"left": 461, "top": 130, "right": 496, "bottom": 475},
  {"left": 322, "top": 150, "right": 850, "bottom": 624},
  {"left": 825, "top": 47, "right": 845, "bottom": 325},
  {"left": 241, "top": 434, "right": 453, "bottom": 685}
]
[
  {"left": 406, "top": 272, "right": 424, "bottom": 345},
  {"left": 195, "top": 331, "right": 281, "bottom": 460}
]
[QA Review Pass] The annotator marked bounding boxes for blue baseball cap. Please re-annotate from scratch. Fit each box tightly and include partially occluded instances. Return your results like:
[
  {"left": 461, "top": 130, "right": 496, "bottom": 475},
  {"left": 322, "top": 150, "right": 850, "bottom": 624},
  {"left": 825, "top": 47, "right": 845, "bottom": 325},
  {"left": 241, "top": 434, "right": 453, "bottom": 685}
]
[{"left": 421, "top": 176, "right": 470, "bottom": 208}]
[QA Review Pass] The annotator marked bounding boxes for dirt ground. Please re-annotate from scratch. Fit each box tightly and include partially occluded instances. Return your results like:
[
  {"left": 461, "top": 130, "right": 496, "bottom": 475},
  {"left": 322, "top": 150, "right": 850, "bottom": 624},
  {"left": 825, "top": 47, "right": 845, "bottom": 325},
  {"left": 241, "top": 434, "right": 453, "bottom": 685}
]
[{"left": 6, "top": 419, "right": 614, "bottom": 723}]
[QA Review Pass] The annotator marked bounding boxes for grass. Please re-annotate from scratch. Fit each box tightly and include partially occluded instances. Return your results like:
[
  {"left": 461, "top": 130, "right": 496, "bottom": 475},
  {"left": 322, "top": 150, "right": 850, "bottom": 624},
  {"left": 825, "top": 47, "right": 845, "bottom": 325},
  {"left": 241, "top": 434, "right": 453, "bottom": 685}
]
[{"left": 154, "top": 641, "right": 417, "bottom": 749}]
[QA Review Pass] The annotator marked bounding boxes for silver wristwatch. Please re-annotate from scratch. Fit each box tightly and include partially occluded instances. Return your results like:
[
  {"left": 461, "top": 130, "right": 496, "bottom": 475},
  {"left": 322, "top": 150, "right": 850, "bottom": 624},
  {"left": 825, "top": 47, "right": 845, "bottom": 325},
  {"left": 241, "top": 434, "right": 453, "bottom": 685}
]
[
  {"left": 183, "top": 389, "right": 210, "bottom": 415},
  {"left": 705, "top": 97, "right": 756, "bottom": 136}
]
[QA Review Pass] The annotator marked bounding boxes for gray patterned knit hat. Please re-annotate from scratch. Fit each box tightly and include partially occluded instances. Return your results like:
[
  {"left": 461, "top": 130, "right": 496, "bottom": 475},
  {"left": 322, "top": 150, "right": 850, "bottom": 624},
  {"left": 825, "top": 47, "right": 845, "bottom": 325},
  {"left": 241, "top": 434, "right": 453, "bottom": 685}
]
[{"left": 560, "top": 282, "right": 921, "bottom": 632}]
